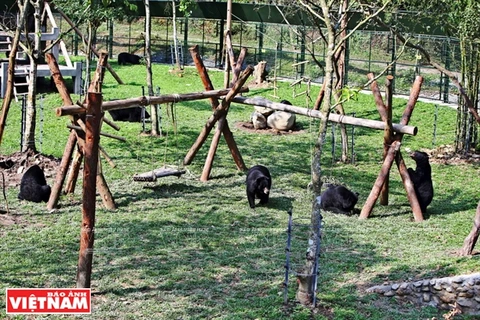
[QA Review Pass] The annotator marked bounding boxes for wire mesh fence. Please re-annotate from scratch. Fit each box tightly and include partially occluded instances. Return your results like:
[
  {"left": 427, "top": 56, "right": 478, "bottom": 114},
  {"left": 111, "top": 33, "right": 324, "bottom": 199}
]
[{"left": 53, "top": 15, "right": 462, "bottom": 105}]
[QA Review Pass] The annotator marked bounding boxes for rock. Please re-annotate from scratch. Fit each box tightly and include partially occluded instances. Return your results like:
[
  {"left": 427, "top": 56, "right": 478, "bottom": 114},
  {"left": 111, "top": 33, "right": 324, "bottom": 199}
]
[
  {"left": 250, "top": 111, "right": 267, "bottom": 130},
  {"left": 267, "top": 111, "right": 296, "bottom": 131},
  {"left": 254, "top": 105, "right": 274, "bottom": 116}
]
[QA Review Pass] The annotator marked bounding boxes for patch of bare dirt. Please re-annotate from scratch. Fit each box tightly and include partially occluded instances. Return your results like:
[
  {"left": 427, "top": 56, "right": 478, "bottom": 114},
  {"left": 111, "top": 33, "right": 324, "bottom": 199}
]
[
  {"left": 0, "top": 149, "right": 60, "bottom": 189},
  {"left": 427, "top": 145, "right": 480, "bottom": 165}
]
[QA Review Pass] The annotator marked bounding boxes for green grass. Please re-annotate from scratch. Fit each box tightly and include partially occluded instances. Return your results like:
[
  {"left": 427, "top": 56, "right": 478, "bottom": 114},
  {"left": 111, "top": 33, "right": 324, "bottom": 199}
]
[{"left": 0, "top": 61, "right": 479, "bottom": 319}]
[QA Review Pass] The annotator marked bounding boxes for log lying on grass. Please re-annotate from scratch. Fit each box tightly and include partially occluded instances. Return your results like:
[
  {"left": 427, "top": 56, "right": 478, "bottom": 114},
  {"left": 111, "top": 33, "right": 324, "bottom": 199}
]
[{"left": 232, "top": 97, "right": 418, "bottom": 136}]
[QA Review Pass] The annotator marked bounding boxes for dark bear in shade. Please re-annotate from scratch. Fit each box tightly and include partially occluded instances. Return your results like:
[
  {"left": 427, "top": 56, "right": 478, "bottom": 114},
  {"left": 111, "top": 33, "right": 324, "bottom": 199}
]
[
  {"left": 320, "top": 184, "right": 359, "bottom": 215},
  {"left": 18, "top": 165, "right": 51, "bottom": 203},
  {"left": 108, "top": 106, "right": 150, "bottom": 122},
  {"left": 246, "top": 165, "right": 272, "bottom": 209},
  {"left": 118, "top": 52, "right": 142, "bottom": 65},
  {"left": 407, "top": 150, "right": 433, "bottom": 213}
]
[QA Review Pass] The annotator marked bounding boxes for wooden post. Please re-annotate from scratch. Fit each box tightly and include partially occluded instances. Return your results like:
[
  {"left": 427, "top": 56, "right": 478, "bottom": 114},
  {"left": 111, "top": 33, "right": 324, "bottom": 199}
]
[
  {"left": 46, "top": 53, "right": 78, "bottom": 210},
  {"left": 64, "top": 147, "right": 82, "bottom": 195},
  {"left": 184, "top": 45, "right": 247, "bottom": 171},
  {"left": 393, "top": 75, "right": 425, "bottom": 222},
  {"left": 359, "top": 141, "right": 401, "bottom": 219},
  {"left": 396, "top": 152, "right": 424, "bottom": 221},
  {"left": 47, "top": 131, "right": 77, "bottom": 210},
  {"left": 380, "top": 75, "right": 394, "bottom": 205},
  {"left": 76, "top": 92, "right": 102, "bottom": 288},
  {"left": 201, "top": 116, "right": 227, "bottom": 182},
  {"left": 199, "top": 67, "right": 253, "bottom": 181},
  {"left": 368, "top": 74, "right": 395, "bottom": 205},
  {"left": 459, "top": 200, "right": 480, "bottom": 256}
]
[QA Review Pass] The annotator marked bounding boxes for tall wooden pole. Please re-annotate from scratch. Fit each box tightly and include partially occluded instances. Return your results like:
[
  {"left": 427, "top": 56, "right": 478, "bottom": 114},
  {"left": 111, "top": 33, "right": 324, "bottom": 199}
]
[
  {"left": 46, "top": 53, "right": 78, "bottom": 211},
  {"left": 379, "top": 75, "right": 394, "bottom": 205},
  {"left": 76, "top": 91, "right": 102, "bottom": 288}
]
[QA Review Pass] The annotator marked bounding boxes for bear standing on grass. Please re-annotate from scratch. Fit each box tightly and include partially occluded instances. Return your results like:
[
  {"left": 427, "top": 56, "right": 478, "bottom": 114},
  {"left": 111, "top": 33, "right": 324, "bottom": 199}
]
[
  {"left": 246, "top": 165, "right": 271, "bottom": 209},
  {"left": 117, "top": 52, "right": 142, "bottom": 65},
  {"left": 407, "top": 150, "right": 433, "bottom": 213},
  {"left": 18, "top": 165, "right": 51, "bottom": 203},
  {"left": 320, "top": 184, "right": 359, "bottom": 215}
]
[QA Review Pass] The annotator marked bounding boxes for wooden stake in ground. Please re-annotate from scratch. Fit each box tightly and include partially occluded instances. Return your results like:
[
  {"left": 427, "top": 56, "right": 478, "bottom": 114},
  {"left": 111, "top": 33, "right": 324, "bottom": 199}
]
[
  {"left": 459, "top": 200, "right": 480, "bottom": 256},
  {"left": 46, "top": 52, "right": 115, "bottom": 210},
  {"left": 76, "top": 91, "right": 102, "bottom": 288},
  {"left": 184, "top": 45, "right": 247, "bottom": 173},
  {"left": 359, "top": 74, "right": 424, "bottom": 222}
]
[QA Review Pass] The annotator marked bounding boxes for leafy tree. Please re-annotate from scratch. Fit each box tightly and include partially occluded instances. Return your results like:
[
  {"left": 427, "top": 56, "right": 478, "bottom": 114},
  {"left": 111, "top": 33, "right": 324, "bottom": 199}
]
[
  {"left": 383, "top": 0, "right": 480, "bottom": 152},
  {"left": 166, "top": 0, "right": 197, "bottom": 71},
  {"left": 53, "top": 0, "right": 137, "bottom": 86},
  {"left": 276, "top": 0, "right": 395, "bottom": 306}
]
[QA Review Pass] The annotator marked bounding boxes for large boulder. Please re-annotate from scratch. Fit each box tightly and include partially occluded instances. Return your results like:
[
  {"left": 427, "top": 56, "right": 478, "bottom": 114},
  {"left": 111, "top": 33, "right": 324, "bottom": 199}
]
[
  {"left": 251, "top": 111, "right": 267, "bottom": 129},
  {"left": 267, "top": 111, "right": 296, "bottom": 131}
]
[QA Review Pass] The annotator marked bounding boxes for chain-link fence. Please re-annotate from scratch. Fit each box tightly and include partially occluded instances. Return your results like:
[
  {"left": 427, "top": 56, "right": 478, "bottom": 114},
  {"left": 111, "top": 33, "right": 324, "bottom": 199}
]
[{"left": 56, "top": 16, "right": 461, "bottom": 104}]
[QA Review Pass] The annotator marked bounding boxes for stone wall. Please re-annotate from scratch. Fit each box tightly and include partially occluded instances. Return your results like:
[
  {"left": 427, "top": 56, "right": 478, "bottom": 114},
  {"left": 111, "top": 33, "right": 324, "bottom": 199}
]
[{"left": 366, "top": 273, "right": 480, "bottom": 315}]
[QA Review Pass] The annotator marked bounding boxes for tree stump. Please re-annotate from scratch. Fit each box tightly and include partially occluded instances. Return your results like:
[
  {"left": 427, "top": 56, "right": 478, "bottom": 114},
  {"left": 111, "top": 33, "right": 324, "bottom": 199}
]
[{"left": 254, "top": 61, "right": 267, "bottom": 84}]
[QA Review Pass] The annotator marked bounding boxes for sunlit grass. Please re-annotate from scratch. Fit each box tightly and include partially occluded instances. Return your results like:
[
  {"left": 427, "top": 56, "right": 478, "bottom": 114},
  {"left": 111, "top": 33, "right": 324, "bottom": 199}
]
[{"left": 0, "top": 62, "right": 478, "bottom": 319}]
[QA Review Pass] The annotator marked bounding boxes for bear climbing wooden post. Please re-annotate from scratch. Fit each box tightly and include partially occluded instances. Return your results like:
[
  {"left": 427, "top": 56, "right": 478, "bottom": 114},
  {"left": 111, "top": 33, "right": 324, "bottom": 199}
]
[{"left": 359, "top": 74, "right": 425, "bottom": 222}]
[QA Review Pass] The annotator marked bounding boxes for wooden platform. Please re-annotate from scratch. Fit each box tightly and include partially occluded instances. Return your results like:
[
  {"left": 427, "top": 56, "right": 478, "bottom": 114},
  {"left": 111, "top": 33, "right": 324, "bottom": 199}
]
[{"left": 0, "top": 61, "right": 83, "bottom": 98}]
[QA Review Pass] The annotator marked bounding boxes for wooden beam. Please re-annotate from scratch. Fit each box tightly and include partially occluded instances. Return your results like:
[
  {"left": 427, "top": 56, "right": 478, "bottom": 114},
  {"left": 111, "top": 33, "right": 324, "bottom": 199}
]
[
  {"left": 359, "top": 141, "right": 401, "bottom": 219},
  {"left": 55, "top": 87, "right": 249, "bottom": 117},
  {"left": 232, "top": 96, "right": 418, "bottom": 136}
]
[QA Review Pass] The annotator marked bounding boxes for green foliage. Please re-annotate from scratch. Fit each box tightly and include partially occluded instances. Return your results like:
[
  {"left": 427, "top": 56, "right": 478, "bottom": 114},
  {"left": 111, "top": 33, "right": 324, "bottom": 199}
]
[
  {"left": 54, "top": 0, "right": 137, "bottom": 27},
  {"left": 178, "top": 0, "right": 197, "bottom": 17}
]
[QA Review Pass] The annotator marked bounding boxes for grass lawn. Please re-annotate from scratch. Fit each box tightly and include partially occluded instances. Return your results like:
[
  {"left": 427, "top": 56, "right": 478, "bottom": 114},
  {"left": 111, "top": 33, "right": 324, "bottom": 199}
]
[{"left": 0, "top": 60, "right": 479, "bottom": 319}]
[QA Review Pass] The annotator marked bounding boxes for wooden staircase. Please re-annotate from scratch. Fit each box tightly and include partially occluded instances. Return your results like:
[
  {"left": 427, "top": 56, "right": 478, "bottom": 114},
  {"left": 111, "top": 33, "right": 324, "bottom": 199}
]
[
  {"left": 13, "top": 67, "right": 29, "bottom": 102},
  {"left": 0, "top": 34, "right": 11, "bottom": 58}
]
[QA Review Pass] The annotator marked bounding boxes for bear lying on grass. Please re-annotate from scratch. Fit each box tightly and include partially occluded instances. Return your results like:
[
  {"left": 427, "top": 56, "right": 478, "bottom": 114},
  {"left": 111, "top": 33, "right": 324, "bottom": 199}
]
[
  {"left": 18, "top": 165, "right": 51, "bottom": 203},
  {"left": 407, "top": 150, "right": 433, "bottom": 213},
  {"left": 320, "top": 184, "right": 359, "bottom": 215},
  {"left": 109, "top": 106, "right": 150, "bottom": 122},
  {"left": 246, "top": 165, "right": 271, "bottom": 209}
]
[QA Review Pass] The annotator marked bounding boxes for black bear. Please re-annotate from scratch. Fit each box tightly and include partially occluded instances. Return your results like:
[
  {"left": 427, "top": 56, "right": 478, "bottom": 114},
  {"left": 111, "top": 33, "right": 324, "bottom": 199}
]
[
  {"left": 246, "top": 165, "right": 272, "bottom": 209},
  {"left": 320, "top": 184, "right": 359, "bottom": 215},
  {"left": 18, "top": 165, "right": 51, "bottom": 203},
  {"left": 118, "top": 52, "right": 142, "bottom": 65},
  {"left": 109, "top": 106, "right": 150, "bottom": 122},
  {"left": 407, "top": 150, "right": 433, "bottom": 213},
  {"left": 280, "top": 99, "right": 292, "bottom": 105}
]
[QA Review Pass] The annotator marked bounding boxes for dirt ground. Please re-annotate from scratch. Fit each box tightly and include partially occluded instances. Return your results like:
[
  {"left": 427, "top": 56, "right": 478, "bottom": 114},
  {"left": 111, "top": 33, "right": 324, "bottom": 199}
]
[{"left": 0, "top": 149, "right": 60, "bottom": 188}]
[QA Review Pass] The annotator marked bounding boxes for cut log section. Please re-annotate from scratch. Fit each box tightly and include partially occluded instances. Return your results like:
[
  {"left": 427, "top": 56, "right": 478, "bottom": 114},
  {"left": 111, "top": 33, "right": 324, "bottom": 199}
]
[{"left": 133, "top": 167, "right": 186, "bottom": 182}]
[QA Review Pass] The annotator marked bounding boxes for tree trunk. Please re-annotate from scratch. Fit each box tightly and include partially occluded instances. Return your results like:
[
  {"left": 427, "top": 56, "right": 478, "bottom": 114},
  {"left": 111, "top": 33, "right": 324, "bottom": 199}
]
[
  {"left": 253, "top": 61, "right": 267, "bottom": 84},
  {"left": 144, "top": 0, "right": 160, "bottom": 136},
  {"left": 333, "top": 0, "right": 349, "bottom": 163},
  {"left": 459, "top": 200, "right": 480, "bottom": 256},
  {"left": 171, "top": 0, "right": 181, "bottom": 70},
  {"left": 0, "top": 0, "right": 28, "bottom": 146},
  {"left": 296, "top": 0, "right": 335, "bottom": 306},
  {"left": 22, "top": 0, "right": 42, "bottom": 152}
]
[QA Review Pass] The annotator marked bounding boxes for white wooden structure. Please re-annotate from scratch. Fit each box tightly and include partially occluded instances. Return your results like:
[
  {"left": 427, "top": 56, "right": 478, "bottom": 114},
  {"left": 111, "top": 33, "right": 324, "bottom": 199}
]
[{"left": 0, "top": 2, "right": 82, "bottom": 99}]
